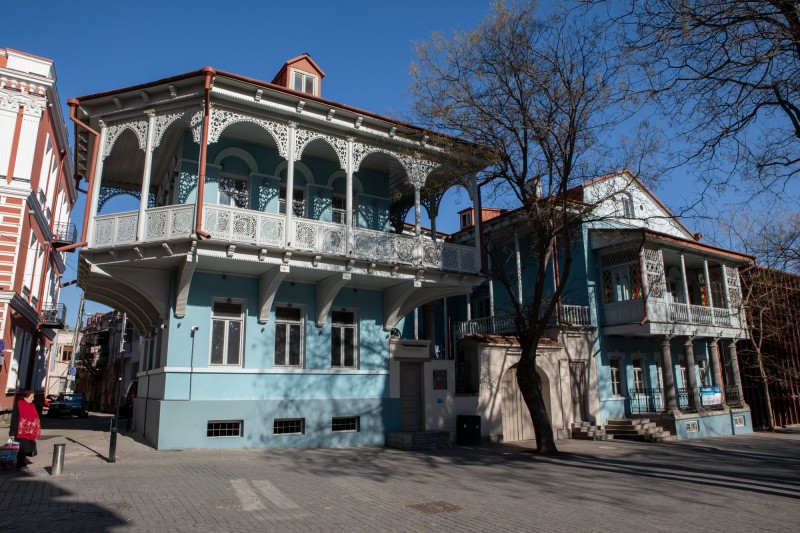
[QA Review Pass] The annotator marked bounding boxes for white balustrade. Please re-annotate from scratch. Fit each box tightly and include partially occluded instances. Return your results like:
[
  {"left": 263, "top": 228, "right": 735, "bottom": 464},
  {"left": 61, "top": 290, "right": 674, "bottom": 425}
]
[
  {"left": 562, "top": 304, "right": 591, "bottom": 326},
  {"left": 91, "top": 204, "right": 479, "bottom": 274},
  {"left": 603, "top": 299, "right": 645, "bottom": 325},
  {"left": 93, "top": 211, "right": 139, "bottom": 247},
  {"left": 145, "top": 205, "right": 194, "bottom": 241},
  {"left": 293, "top": 218, "right": 346, "bottom": 256},
  {"left": 203, "top": 205, "right": 284, "bottom": 247}
]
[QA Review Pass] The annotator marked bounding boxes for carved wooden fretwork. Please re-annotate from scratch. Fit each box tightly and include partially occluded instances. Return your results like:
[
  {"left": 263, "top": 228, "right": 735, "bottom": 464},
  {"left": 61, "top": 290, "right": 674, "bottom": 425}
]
[
  {"left": 153, "top": 106, "right": 204, "bottom": 148},
  {"left": 97, "top": 187, "right": 156, "bottom": 212},
  {"left": 207, "top": 105, "right": 289, "bottom": 158},
  {"left": 104, "top": 119, "right": 148, "bottom": 158},
  {"left": 294, "top": 127, "right": 348, "bottom": 169}
]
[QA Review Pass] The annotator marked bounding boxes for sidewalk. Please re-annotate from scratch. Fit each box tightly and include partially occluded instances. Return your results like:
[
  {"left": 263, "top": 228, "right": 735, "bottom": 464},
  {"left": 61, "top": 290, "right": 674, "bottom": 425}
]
[{"left": 2, "top": 416, "right": 799, "bottom": 532}]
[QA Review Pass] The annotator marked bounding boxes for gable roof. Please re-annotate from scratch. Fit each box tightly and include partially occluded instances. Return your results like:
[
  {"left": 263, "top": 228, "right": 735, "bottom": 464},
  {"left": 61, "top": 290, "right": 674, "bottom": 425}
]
[
  {"left": 271, "top": 53, "right": 326, "bottom": 85},
  {"left": 567, "top": 169, "right": 696, "bottom": 239}
]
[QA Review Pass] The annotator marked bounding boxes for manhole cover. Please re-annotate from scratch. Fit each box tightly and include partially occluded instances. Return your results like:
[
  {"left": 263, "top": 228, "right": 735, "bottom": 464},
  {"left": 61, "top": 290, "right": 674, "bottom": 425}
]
[{"left": 407, "top": 501, "right": 463, "bottom": 515}]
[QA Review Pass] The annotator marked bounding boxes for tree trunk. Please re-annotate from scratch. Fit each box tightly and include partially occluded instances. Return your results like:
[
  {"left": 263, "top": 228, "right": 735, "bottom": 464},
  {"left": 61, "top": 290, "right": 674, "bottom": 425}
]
[
  {"left": 516, "top": 354, "right": 559, "bottom": 455},
  {"left": 756, "top": 350, "right": 776, "bottom": 431}
]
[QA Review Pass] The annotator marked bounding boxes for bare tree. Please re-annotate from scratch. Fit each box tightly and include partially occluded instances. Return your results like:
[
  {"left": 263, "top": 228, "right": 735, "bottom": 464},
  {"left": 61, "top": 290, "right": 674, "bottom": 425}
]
[
  {"left": 738, "top": 266, "right": 800, "bottom": 430},
  {"left": 410, "top": 1, "right": 645, "bottom": 454},
  {"left": 584, "top": 0, "right": 800, "bottom": 195}
]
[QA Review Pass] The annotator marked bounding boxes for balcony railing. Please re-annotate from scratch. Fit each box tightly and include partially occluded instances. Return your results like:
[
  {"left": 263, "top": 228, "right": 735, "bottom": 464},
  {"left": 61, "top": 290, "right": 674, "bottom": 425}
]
[
  {"left": 40, "top": 303, "right": 66, "bottom": 328},
  {"left": 91, "top": 205, "right": 479, "bottom": 274},
  {"left": 603, "top": 298, "right": 741, "bottom": 329},
  {"left": 677, "top": 387, "right": 697, "bottom": 412},
  {"left": 725, "top": 386, "right": 744, "bottom": 408},
  {"left": 562, "top": 304, "right": 591, "bottom": 326},
  {"left": 453, "top": 305, "right": 592, "bottom": 342},
  {"left": 51, "top": 222, "right": 78, "bottom": 247},
  {"left": 630, "top": 388, "right": 663, "bottom": 414}
]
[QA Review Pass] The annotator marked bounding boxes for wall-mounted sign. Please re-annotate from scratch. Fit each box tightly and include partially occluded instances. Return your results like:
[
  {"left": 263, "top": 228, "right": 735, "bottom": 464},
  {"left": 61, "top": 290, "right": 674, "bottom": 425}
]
[
  {"left": 433, "top": 369, "right": 447, "bottom": 390},
  {"left": 700, "top": 386, "right": 722, "bottom": 406}
]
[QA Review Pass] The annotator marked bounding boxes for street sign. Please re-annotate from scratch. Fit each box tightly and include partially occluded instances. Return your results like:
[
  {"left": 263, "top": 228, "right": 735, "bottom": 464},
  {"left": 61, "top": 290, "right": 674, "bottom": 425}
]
[
  {"left": 68, "top": 367, "right": 77, "bottom": 376},
  {"left": 67, "top": 375, "right": 76, "bottom": 382},
  {"left": 0, "top": 339, "right": 5, "bottom": 352}
]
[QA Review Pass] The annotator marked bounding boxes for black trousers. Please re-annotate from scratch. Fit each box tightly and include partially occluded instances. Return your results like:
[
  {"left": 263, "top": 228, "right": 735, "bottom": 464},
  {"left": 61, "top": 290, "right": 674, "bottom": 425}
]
[{"left": 15, "top": 438, "right": 36, "bottom": 468}]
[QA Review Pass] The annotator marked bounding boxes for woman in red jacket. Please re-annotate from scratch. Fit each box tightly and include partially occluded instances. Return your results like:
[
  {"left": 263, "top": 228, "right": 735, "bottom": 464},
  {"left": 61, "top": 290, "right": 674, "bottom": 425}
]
[{"left": 9, "top": 390, "right": 41, "bottom": 470}]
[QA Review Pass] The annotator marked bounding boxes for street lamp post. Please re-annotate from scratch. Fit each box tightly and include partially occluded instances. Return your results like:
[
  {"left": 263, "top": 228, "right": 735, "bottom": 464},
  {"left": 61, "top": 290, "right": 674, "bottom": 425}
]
[{"left": 108, "top": 374, "right": 121, "bottom": 463}]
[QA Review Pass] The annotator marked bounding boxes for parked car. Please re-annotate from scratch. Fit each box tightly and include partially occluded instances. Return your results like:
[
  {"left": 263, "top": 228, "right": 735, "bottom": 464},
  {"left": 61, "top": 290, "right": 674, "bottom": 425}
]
[
  {"left": 47, "top": 393, "right": 89, "bottom": 418},
  {"left": 42, "top": 394, "right": 57, "bottom": 415}
]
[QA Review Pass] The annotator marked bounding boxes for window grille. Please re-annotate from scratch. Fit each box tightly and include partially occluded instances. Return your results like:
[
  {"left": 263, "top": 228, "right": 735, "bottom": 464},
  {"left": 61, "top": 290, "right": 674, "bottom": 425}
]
[
  {"left": 274, "top": 418, "right": 304, "bottom": 435},
  {"left": 332, "top": 416, "right": 360, "bottom": 432},
  {"left": 207, "top": 420, "right": 243, "bottom": 438}
]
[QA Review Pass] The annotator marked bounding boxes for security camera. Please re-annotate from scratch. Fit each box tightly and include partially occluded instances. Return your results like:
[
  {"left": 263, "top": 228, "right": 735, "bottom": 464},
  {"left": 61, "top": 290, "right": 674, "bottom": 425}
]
[{"left": 191, "top": 326, "right": 199, "bottom": 332}]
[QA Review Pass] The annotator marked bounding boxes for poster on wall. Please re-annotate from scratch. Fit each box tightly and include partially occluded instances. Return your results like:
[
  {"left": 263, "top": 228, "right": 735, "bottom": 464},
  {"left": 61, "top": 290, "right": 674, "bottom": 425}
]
[
  {"left": 700, "top": 386, "right": 722, "bottom": 406},
  {"left": 433, "top": 369, "right": 447, "bottom": 390}
]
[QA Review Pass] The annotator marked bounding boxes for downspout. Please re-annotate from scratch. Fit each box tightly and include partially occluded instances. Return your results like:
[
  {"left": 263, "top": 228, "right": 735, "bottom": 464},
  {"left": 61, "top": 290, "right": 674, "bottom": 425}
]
[
  {"left": 56, "top": 98, "right": 98, "bottom": 253},
  {"left": 194, "top": 67, "right": 215, "bottom": 239},
  {"left": 638, "top": 231, "right": 649, "bottom": 325}
]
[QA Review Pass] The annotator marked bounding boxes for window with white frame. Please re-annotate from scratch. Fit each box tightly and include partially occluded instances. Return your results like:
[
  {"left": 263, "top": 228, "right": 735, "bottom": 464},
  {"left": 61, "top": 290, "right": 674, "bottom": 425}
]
[
  {"left": 632, "top": 359, "right": 645, "bottom": 392},
  {"left": 218, "top": 176, "right": 249, "bottom": 208},
  {"left": 331, "top": 310, "right": 357, "bottom": 368},
  {"left": 275, "top": 306, "right": 303, "bottom": 367},
  {"left": 460, "top": 210, "right": 474, "bottom": 229},
  {"left": 331, "top": 194, "right": 356, "bottom": 225},
  {"left": 279, "top": 186, "right": 306, "bottom": 217},
  {"left": 609, "top": 359, "right": 622, "bottom": 396},
  {"left": 211, "top": 301, "right": 244, "bottom": 366},
  {"left": 615, "top": 193, "right": 635, "bottom": 218},
  {"left": 291, "top": 70, "right": 317, "bottom": 95}
]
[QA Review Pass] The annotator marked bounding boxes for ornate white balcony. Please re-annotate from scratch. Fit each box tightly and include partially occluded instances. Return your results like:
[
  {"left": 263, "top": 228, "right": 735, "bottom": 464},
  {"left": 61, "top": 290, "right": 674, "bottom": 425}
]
[
  {"left": 602, "top": 298, "right": 743, "bottom": 333},
  {"left": 90, "top": 204, "right": 479, "bottom": 274}
]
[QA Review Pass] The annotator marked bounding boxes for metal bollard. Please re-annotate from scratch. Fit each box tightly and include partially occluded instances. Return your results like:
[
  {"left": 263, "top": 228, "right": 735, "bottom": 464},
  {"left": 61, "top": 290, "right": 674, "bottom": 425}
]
[{"left": 52, "top": 443, "right": 65, "bottom": 476}]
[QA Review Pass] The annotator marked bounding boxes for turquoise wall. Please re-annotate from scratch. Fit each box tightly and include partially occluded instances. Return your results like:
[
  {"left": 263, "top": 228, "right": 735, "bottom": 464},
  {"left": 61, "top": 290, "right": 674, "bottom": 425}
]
[
  {"left": 156, "top": 397, "right": 399, "bottom": 449},
  {"left": 152, "top": 272, "right": 397, "bottom": 448},
  {"left": 175, "top": 130, "right": 394, "bottom": 230}
]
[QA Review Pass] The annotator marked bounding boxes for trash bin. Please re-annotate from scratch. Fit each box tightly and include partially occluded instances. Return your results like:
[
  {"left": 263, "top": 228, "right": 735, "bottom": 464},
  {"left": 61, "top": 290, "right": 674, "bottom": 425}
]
[{"left": 456, "top": 415, "right": 481, "bottom": 445}]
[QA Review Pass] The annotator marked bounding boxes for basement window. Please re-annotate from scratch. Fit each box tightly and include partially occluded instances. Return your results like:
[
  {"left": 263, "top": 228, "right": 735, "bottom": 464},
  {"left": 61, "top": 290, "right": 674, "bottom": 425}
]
[
  {"left": 332, "top": 416, "right": 360, "bottom": 433},
  {"left": 207, "top": 420, "right": 243, "bottom": 438},
  {"left": 274, "top": 418, "right": 304, "bottom": 435},
  {"left": 685, "top": 420, "right": 699, "bottom": 433}
]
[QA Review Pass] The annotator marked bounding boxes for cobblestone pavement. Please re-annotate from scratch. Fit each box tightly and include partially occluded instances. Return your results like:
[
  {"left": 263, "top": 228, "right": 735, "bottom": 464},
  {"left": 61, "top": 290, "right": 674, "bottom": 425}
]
[{"left": 1, "top": 415, "right": 798, "bottom": 532}]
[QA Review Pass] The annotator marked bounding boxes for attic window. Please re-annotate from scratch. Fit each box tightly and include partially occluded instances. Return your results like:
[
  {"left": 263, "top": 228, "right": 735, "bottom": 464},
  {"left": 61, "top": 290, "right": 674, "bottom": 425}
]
[{"left": 292, "top": 70, "right": 317, "bottom": 96}]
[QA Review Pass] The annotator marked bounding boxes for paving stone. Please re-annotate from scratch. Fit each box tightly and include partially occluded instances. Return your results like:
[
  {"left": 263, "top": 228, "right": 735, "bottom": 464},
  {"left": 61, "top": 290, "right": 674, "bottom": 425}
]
[{"left": 1, "top": 416, "right": 798, "bottom": 531}]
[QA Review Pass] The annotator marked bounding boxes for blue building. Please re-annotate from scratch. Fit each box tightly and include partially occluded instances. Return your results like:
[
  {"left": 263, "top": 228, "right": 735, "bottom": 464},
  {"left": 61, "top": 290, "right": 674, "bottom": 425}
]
[
  {"left": 71, "top": 55, "right": 484, "bottom": 449},
  {"left": 452, "top": 171, "right": 754, "bottom": 441}
]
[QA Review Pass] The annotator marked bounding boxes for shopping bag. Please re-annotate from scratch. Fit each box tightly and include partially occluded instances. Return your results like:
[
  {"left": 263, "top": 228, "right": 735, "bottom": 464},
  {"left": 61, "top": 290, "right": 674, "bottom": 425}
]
[{"left": 0, "top": 438, "right": 20, "bottom": 466}]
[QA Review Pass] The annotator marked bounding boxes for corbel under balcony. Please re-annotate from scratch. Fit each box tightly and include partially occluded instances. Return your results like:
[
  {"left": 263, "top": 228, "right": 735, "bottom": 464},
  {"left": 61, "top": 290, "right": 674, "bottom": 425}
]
[
  {"left": 175, "top": 255, "right": 197, "bottom": 319},
  {"left": 384, "top": 280, "right": 473, "bottom": 331},
  {"left": 316, "top": 272, "right": 351, "bottom": 327},
  {"left": 259, "top": 264, "right": 290, "bottom": 323}
]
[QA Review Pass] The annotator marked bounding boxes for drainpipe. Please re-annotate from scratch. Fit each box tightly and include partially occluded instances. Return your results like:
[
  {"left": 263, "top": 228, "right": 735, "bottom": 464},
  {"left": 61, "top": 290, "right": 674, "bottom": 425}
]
[
  {"left": 194, "top": 67, "right": 215, "bottom": 239},
  {"left": 57, "top": 98, "right": 98, "bottom": 252}
]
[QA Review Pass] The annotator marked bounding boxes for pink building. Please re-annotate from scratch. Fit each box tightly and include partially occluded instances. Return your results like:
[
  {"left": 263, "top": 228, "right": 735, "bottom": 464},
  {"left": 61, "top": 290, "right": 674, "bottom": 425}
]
[{"left": 0, "top": 48, "right": 77, "bottom": 419}]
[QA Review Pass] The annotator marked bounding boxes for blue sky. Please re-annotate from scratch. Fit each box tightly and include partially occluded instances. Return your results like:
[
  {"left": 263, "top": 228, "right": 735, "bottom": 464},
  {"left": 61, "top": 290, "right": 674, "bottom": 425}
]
[
  {"left": 5, "top": 0, "right": 497, "bottom": 326},
  {"left": 5, "top": 1, "right": 794, "bottom": 327}
]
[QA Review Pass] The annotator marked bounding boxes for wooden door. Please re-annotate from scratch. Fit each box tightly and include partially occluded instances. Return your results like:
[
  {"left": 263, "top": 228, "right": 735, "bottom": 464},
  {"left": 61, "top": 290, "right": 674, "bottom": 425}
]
[
  {"left": 501, "top": 366, "right": 535, "bottom": 442},
  {"left": 569, "top": 362, "right": 587, "bottom": 422},
  {"left": 400, "top": 363, "right": 422, "bottom": 432}
]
